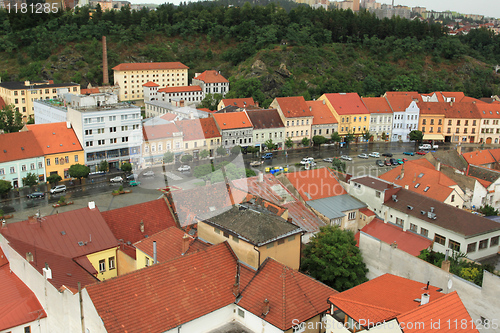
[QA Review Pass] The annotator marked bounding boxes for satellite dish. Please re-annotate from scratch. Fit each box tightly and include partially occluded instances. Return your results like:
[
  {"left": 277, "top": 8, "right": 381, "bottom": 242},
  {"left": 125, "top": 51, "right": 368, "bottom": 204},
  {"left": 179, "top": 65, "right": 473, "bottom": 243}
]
[{"left": 447, "top": 279, "right": 453, "bottom": 290}]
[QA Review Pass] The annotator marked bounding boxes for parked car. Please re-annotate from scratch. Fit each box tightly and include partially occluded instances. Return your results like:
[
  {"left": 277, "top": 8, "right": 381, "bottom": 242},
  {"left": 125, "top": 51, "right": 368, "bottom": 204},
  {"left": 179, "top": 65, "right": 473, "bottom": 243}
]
[
  {"left": 416, "top": 151, "right": 427, "bottom": 155},
  {"left": 384, "top": 160, "right": 392, "bottom": 166},
  {"left": 143, "top": 170, "right": 155, "bottom": 177},
  {"left": 382, "top": 153, "right": 393, "bottom": 157},
  {"left": 341, "top": 155, "right": 352, "bottom": 161},
  {"left": 402, "top": 158, "right": 408, "bottom": 163},
  {"left": 376, "top": 160, "right": 384, "bottom": 167},
  {"left": 262, "top": 153, "right": 273, "bottom": 159},
  {"left": 300, "top": 157, "right": 315, "bottom": 165},
  {"left": 126, "top": 174, "right": 137, "bottom": 180},
  {"left": 50, "top": 185, "right": 66, "bottom": 194},
  {"left": 390, "top": 158, "right": 399, "bottom": 165},
  {"left": 177, "top": 165, "right": 191, "bottom": 172},
  {"left": 323, "top": 157, "right": 334, "bottom": 163},
  {"left": 110, "top": 176, "right": 123, "bottom": 183},
  {"left": 250, "top": 161, "right": 263, "bottom": 167},
  {"left": 358, "top": 153, "right": 369, "bottom": 159},
  {"left": 368, "top": 152, "right": 380, "bottom": 158},
  {"left": 397, "top": 159, "right": 404, "bottom": 164},
  {"left": 419, "top": 143, "right": 438, "bottom": 150},
  {"left": 27, "top": 192, "right": 45, "bottom": 199},
  {"left": 129, "top": 180, "right": 141, "bottom": 186},
  {"left": 403, "top": 151, "right": 415, "bottom": 156}
]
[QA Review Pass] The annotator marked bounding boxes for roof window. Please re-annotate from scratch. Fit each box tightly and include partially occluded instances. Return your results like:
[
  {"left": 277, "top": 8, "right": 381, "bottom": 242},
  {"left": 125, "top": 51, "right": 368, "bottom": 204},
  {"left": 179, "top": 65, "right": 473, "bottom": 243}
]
[
  {"left": 424, "top": 186, "right": 430, "bottom": 192},
  {"left": 418, "top": 173, "right": 424, "bottom": 178},
  {"left": 415, "top": 183, "right": 420, "bottom": 188}
]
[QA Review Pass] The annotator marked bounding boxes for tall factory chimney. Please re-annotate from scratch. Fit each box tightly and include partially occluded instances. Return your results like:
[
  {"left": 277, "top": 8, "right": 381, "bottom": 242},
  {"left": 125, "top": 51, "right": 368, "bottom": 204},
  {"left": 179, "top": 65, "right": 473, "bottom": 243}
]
[{"left": 102, "top": 36, "right": 109, "bottom": 85}]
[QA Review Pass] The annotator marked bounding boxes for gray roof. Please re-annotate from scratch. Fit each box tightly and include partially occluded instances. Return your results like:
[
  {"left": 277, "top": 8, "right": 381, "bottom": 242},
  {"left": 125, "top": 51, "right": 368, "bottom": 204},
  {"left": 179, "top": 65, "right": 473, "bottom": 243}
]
[
  {"left": 427, "top": 150, "right": 468, "bottom": 171},
  {"left": 439, "top": 165, "right": 475, "bottom": 192},
  {"left": 199, "top": 205, "right": 302, "bottom": 246},
  {"left": 468, "top": 165, "right": 500, "bottom": 184},
  {"left": 142, "top": 117, "right": 172, "bottom": 126},
  {"left": 307, "top": 194, "right": 367, "bottom": 219}
]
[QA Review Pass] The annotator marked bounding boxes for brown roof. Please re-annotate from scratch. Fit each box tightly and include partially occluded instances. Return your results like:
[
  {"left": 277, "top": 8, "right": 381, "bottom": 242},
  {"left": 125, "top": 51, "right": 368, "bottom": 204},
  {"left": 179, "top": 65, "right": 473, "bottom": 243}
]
[
  {"left": 306, "top": 100, "right": 338, "bottom": 124},
  {"left": 112, "top": 62, "right": 188, "bottom": 71},
  {"left": 142, "top": 123, "right": 181, "bottom": 141},
  {"left": 213, "top": 111, "right": 252, "bottom": 130},
  {"left": 27, "top": 122, "right": 83, "bottom": 155},
  {"left": 384, "top": 188, "right": 500, "bottom": 237},
  {"left": 193, "top": 70, "right": 228, "bottom": 83},
  {"left": 0, "top": 131, "right": 44, "bottom": 163},
  {"left": 245, "top": 109, "right": 285, "bottom": 130},
  {"left": 467, "top": 165, "right": 500, "bottom": 184},
  {"left": 322, "top": 93, "right": 370, "bottom": 115},
  {"left": 361, "top": 97, "right": 393, "bottom": 114},
  {"left": 418, "top": 101, "right": 481, "bottom": 118},
  {"left": 274, "top": 96, "right": 312, "bottom": 118},
  {"left": 351, "top": 176, "right": 398, "bottom": 192}
]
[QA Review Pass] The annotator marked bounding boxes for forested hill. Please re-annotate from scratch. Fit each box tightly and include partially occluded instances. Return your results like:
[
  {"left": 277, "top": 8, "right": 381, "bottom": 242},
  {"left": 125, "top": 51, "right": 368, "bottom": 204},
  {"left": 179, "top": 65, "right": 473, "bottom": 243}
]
[{"left": 0, "top": 1, "right": 499, "bottom": 107}]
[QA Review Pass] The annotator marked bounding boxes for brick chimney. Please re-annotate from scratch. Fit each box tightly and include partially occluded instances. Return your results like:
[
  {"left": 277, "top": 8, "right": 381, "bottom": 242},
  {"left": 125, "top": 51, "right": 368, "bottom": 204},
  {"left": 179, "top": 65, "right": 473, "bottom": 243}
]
[
  {"left": 102, "top": 36, "right": 109, "bottom": 85},
  {"left": 181, "top": 234, "right": 190, "bottom": 255},
  {"left": 140, "top": 220, "right": 144, "bottom": 233},
  {"left": 262, "top": 299, "right": 270, "bottom": 316}
]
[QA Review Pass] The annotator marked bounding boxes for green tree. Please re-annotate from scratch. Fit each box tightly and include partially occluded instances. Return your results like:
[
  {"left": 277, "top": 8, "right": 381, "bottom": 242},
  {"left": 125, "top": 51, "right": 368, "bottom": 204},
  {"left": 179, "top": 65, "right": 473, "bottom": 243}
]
[
  {"left": 285, "top": 137, "right": 293, "bottom": 149},
  {"left": 301, "top": 137, "right": 310, "bottom": 147},
  {"left": 264, "top": 139, "right": 277, "bottom": 151},
  {"left": 181, "top": 154, "right": 193, "bottom": 163},
  {"left": 163, "top": 151, "right": 174, "bottom": 164},
  {"left": 330, "top": 132, "right": 341, "bottom": 144},
  {"left": 381, "top": 132, "right": 387, "bottom": 141},
  {"left": 331, "top": 158, "right": 346, "bottom": 173},
  {"left": 301, "top": 226, "right": 368, "bottom": 292},
  {"left": 479, "top": 204, "right": 499, "bottom": 216},
  {"left": 200, "top": 149, "right": 210, "bottom": 159},
  {"left": 68, "top": 164, "right": 90, "bottom": 184},
  {"left": 22, "top": 172, "right": 38, "bottom": 187},
  {"left": 409, "top": 130, "right": 424, "bottom": 146},
  {"left": 344, "top": 132, "right": 355, "bottom": 146},
  {"left": 99, "top": 160, "right": 108, "bottom": 172},
  {"left": 362, "top": 130, "right": 373, "bottom": 142},
  {"left": 246, "top": 145, "right": 258, "bottom": 157},
  {"left": 245, "top": 168, "right": 256, "bottom": 177},
  {"left": 121, "top": 162, "right": 132, "bottom": 173},
  {"left": 199, "top": 93, "right": 223, "bottom": 111},
  {"left": 47, "top": 174, "right": 62, "bottom": 185},
  {"left": 230, "top": 145, "right": 242, "bottom": 155},
  {"left": 312, "top": 135, "right": 327, "bottom": 151},
  {"left": 0, "top": 104, "right": 23, "bottom": 133},
  {"left": 193, "top": 164, "right": 214, "bottom": 179},
  {"left": 216, "top": 146, "right": 227, "bottom": 158},
  {"left": 0, "top": 179, "right": 12, "bottom": 196}
]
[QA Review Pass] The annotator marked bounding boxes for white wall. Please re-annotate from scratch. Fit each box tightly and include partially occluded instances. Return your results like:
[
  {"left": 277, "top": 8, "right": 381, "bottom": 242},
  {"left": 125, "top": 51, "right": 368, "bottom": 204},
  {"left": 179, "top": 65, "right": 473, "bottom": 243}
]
[
  {"left": 33, "top": 100, "right": 67, "bottom": 124},
  {"left": 235, "top": 305, "right": 283, "bottom": 333},
  {"left": 164, "top": 304, "right": 236, "bottom": 333},
  {"left": 0, "top": 318, "right": 49, "bottom": 333},
  {"left": 348, "top": 179, "right": 386, "bottom": 215}
]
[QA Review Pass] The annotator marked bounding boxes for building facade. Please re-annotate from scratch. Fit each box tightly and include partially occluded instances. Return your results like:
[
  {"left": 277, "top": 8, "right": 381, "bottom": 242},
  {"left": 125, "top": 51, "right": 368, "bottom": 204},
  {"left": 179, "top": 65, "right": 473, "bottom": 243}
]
[
  {"left": 307, "top": 100, "right": 339, "bottom": 139},
  {"left": 477, "top": 102, "right": 500, "bottom": 144},
  {"left": 175, "top": 118, "right": 222, "bottom": 159},
  {"left": 212, "top": 112, "right": 253, "bottom": 152},
  {"left": 384, "top": 91, "right": 421, "bottom": 142},
  {"left": 270, "top": 96, "right": 313, "bottom": 147},
  {"left": 246, "top": 109, "right": 285, "bottom": 152},
  {"left": 142, "top": 123, "right": 183, "bottom": 168},
  {"left": 362, "top": 97, "right": 393, "bottom": 141},
  {"left": 191, "top": 70, "right": 229, "bottom": 97},
  {"left": 144, "top": 100, "right": 209, "bottom": 119}
]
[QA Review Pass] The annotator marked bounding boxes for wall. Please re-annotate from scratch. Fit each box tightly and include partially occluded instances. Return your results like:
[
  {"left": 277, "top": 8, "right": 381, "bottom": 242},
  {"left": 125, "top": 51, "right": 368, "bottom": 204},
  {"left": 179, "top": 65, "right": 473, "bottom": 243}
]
[
  {"left": 117, "top": 249, "right": 136, "bottom": 275},
  {"left": 135, "top": 248, "right": 154, "bottom": 270},
  {"left": 258, "top": 234, "right": 301, "bottom": 270},
  {"left": 45, "top": 150, "right": 84, "bottom": 179},
  {"left": 34, "top": 100, "right": 67, "bottom": 124},
  {"left": 235, "top": 305, "right": 284, "bottom": 333},
  {"left": 442, "top": 187, "right": 465, "bottom": 209},
  {"left": 369, "top": 113, "right": 393, "bottom": 141},
  {"left": 358, "top": 232, "right": 500, "bottom": 332},
  {"left": 348, "top": 180, "right": 386, "bottom": 215},
  {"left": 164, "top": 304, "right": 236, "bottom": 333},
  {"left": 86, "top": 247, "right": 118, "bottom": 281},
  {"left": 253, "top": 128, "right": 285, "bottom": 151},
  {"left": 0, "top": 156, "right": 46, "bottom": 187},
  {"left": 0, "top": 318, "right": 49, "bottom": 333}
]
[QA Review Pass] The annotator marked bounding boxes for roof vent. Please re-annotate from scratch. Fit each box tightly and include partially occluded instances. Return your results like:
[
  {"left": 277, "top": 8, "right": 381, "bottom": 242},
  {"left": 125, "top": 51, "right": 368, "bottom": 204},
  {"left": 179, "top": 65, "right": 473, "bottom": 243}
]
[
  {"left": 427, "top": 211, "right": 436, "bottom": 219},
  {"left": 78, "top": 241, "right": 85, "bottom": 246},
  {"left": 392, "top": 195, "right": 398, "bottom": 202},
  {"left": 3, "top": 150, "right": 5, "bottom": 153},
  {"left": 421, "top": 210, "right": 426, "bottom": 215},
  {"left": 429, "top": 207, "right": 434, "bottom": 212},
  {"left": 420, "top": 293, "right": 430, "bottom": 305},
  {"left": 407, "top": 205, "right": 413, "bottom": 210},
  {"left": 61, "top": 231, "right": 66, "bottom": 235},
  {"left": 52, "top": 132, "right": 55, "bottom": 135},
  {"left": 418, "top": 173, "right": 424, "bottom": 178},
  {"left": 21, "top": 147, "right": 24, "bottom": 150}
]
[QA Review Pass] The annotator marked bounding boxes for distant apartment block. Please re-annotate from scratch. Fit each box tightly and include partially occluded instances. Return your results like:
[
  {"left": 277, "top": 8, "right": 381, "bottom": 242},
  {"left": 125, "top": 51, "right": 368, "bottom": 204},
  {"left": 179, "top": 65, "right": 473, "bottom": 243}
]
[
  {"left": 144, "top": 100, "right": 210, "bottom": 119},
  {"left": 143, "top": 82, "right": 203, "bottom": 106}
]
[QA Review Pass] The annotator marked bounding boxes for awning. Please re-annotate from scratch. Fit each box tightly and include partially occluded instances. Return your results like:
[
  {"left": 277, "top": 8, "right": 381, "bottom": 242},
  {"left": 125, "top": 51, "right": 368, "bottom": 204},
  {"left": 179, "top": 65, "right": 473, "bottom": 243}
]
[{"left": 423, "top": 134, "right": 445, "bottom": 141}]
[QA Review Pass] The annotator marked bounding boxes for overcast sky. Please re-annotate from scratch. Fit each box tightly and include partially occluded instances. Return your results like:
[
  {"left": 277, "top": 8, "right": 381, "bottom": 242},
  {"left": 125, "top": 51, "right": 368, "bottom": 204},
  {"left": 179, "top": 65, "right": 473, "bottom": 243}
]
[{"left": 377, "top": 0, "right": 498, "bottom": 18}]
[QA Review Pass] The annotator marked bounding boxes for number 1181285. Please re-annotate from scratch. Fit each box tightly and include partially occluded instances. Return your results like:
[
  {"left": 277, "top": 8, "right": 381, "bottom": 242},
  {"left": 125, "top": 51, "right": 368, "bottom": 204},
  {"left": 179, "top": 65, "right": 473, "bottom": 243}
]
[{"left": 7, "top": 3, "right": 59, "bottom": 14}]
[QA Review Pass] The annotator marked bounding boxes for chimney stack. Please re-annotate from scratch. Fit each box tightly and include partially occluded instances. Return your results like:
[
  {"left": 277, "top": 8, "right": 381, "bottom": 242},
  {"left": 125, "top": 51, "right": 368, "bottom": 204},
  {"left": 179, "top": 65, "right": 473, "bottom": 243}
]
[
  {"left": 436, "top": 161, "right": 441, "bottom": 172},
  {"left": 88, "top": 201, "right": 96, "bottom": 209},
  {"left": 181, "top": 234, "right": 190, "bottom": 255},
  {"left": 102, "top": 36, "right": 109, "bottom": 85},
  {"left": 43, "top": 263, "right": 52, "bottom": 280},
  {"left": 153, "top": 241, "right": 157, "bottom": 264},
  {"left": 441, "top": 249, "right": 451, "bottom": 272},
  {"left": 420, "top": 293, "right": 430, "bottom": 305},
  {"left": 262, "top": 299, "right": 270, "bottom": 316},
  {"left": 258, "top": 172, "right": 264, "bottom": 182},
  {"left": 140, "top": 220, "right": 145, "bottom": 233}
]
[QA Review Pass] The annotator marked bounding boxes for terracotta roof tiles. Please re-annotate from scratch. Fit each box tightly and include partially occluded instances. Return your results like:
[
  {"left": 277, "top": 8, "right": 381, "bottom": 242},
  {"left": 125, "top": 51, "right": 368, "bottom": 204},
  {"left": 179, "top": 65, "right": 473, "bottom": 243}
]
[
  {"left": 286, "top": 168, "right": 347, "bottom": 201},
  {"left": 246, "top": 109, "right": 285, "bottom": 129},
  {"left": 322, "top": 93, "right": 370, "bottom": 115},
  {"left": 80, "top": 88, "right": 100, "bottom": 94},
  {"left": 221, "top": 98, "right": 255, "bottom": 108},
  {"left": 384, "top": 91, "right": 422, "bottom": 112},
  {"left": 274, "top": 96, "right": 312, "bottom": 118},
  {"left": 0, "top": 131, "right": 44, "bottom": 163},
  {"left": 361, "top": 97, "right": 393, "bottom": 114},
  {"left": 158, "top": 85, "right": 202, "bottom": 93},
  {"left": 27, "top": 122, "right": 83, "bottom": 155},
  {"left": 174, "top": 118, "right": 221, "bottom": 141},
  {"left": 112, "top": 62, "right": 189, "bottom": 71},
  {"left": 462, "top": 150, "right": 496, "bottom": 166},
  {"left": 418, "top": 101, "right": 481, "bottom": 118},
  {"left": 142, "top": 81, "right": 159, "bottom": 87},
  {"left": 193, "top": 70, "right": 228, "bottom": 83},
  {"left": 142, "top": 123, "right": 181, "bottom": 141},
  {"left": 306, "top": 100, "right": 338, "bottom": 124},
  {"left": 213, "top": 111, "right": 252, "bottom": 130}
]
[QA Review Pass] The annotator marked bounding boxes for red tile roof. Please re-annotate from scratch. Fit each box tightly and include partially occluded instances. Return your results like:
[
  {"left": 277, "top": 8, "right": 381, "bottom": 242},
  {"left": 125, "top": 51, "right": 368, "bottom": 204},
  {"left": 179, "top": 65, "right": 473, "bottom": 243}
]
[
  {"left": 462, "top": 150, "right": 496, "bottom": 166},
  {"left": 438, "top": 91, "right": 466, "bottom": 102},
  {"left": 86, "top": 242, "right": 239, "bottom": 333},
  {"left": 274, "top": 96, "right": 312, "bottom": 118},
  {"left": 477, "top": 102, "right": 500, "bottom": 118},
  {"left": 470, "top": 176, "right": 493, "bottom": 189},
  {"left": 199, "top": 117, "right": 221, "bottom": 139},
  {"left": 142, "top": 81, "right": 159, "bottom": 87},
  {"left": 221, "top": 98, "right": 255, "bottom": 108},
  {"left": 419, "top": 102, "right": 481, "bottom": 118},
  {"left": 0, "top": 249, "right": 47, "bottom": 331},
  {"left": 160, "top": 113, "right": 177, "bottom": 121},
  {"left": 486, "top": 148, "right": 500, "bottom": 162},
  {"left": 174, "top": 118, "right": 221, "bottom": 141},
  {"left": 112, "top": 62, "right": 189, "bottom": 71},
  {"left": 27, "top": 122, "right": 83, "bottom": 155},
  {"left": 328, "top": 274, "right": 444, "bottom": 324},
  {"left": 358, "top": 218, "right": 432, "bottom": 256},
  {"left": 158, "top": 85, "right": 202, "bottom": 93},
  {"left": 0, "top": 131, "right": 44, "bottom": 163},
  {"left": 359, "top": 208, "right": 376, "bottom": 216},
  {"left": 81, "top": 88, "right": 100, "bottom": 94},
  {"left": 142, "top": 122, "right": 181, "bottom": 141},
  {"left": 213, "top": 111, "right": 252, "bottom": 130},
  {"left": 398, "top": 291, "right": 478, "bottom": 333},
  {"left": 193, "top": 70, "right": 228, "bottom": 83},
  {"left": 306, "top": 100, "right": 338, "bottom": 125},
  {"left": 134, "top": 227, "right": 209, "bottom": 262},
  {"left": 285, "top": 168, "right": 347, "bottom": 201},
  {"left": 101, "top": 199, "right": 177, "bottom": 245},
  {"left": 378, "top": 159, "right": 456, "bottom": 202},
  {"left": 322, "top": 93, "right": 370, "bottom": 115},
  {"left": 384, "top": 91, "right": 422, "bottom": 112},
  {"left": 238, "top": 258, "right": 338, "bottom": 330},
  {"left": 362, "top": 97, "right": 393, "bottom": 114}
]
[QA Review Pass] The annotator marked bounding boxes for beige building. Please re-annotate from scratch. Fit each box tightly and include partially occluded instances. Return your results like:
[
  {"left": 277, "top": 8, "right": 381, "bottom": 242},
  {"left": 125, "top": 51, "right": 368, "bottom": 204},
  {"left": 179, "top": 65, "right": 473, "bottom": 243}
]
[
  {"left": 142, "top": 122, "right": 183, "bottom": 167},
  {"left": 0, "top": 80, "right": 80, "bottom": 121},
  {"left": 112, "top": 62, "right": 189, "bottom": 101},
  {"left": 270, "top": 96, "right": 313, "bottom": 147}
]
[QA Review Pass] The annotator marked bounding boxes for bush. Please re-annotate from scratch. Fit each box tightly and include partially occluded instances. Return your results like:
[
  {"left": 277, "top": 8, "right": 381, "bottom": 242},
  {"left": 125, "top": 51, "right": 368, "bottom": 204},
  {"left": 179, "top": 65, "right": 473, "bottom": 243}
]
[
  {"left": 58, "top": 196, "right": 66, "bottom": 204},
  {"left": 119, "top": 185, "right": 124, "bottom": 192}
]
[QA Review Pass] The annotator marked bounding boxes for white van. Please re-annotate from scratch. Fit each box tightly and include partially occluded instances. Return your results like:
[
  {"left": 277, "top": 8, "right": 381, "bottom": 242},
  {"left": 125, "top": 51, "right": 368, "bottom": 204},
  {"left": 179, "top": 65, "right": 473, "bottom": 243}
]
[{"left": 50, "top": 185, "right": 66, "bottom": 194}]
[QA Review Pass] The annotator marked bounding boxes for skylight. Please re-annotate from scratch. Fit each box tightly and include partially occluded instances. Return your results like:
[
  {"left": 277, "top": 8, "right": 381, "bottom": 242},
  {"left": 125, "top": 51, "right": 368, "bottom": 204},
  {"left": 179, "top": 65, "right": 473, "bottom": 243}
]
[
  {"left": 418, "top": 173, "right": 424, "bottom": 178},
  {"left": 424, "top": 186, "right": 430, "bottom": 192},
  {"left": 415, "top": 183, "right": 420, "bottom": 188}
]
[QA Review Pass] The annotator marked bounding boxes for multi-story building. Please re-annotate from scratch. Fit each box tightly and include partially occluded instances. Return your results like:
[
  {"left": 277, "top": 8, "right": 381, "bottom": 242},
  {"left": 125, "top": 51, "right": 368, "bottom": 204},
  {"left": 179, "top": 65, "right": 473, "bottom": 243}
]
[
  {"left": 26, "top": 122, "right": 85, "bottom": 180},
  {"left": 65, "top": 93, "right": 142, "bottom": 171},
  {"left": 212, "top": 111, "right": 253, "bottom": 152},
  {"left": 245, "top": 109, "right": 285, "bottom": 152},
  {"left": 421, "top": 91, "right": 465, "bottom": 103},
  {"left": 112, "top": 62, "right": 189, "bottom": 101},
  {"left": 157, "top": 86, "right": 203, "bottom": 105},
  {"left": 384, "top": 91, "right": 421, "bottom": 142},
  {"left": 142, "top": 123, "right": 183, "bottom": 167},
  {"left": 306, "top": 100, "right": 339, "bottom": 139},
  {"left": 418, "top": 101, "right": 446, "bottom": 142},
  {"left": 362, "top": 96, "right": 393, "bottom": 141},
  {"left": 217, "top": 97, "right": 256, "bottom": 111},
  {"left": 175, "top": 118, "right": 222, "bottom": 159},
  {"left": 270, "top": 96, "right": 313, "bottom": 147},
  {"left": 0, "top": 80, "right": 79, "bottom": 121},
  {"left": 144, "top": 100, "right": 209, "bottom": 119},
  {"left": 318, "top": 93, "right": 370, "bottom": 142},
  {"left": 477, "top": 102, "right": 500, "bottom": 144},
  {"left": 191, "top": 70, "right": 229, "bottom": 97},
  {"left": 0, "top": 131, "right": 46, "bottom": 187},
  {"left": 441, "top": 102, "right": 481, "bottom": 143}
]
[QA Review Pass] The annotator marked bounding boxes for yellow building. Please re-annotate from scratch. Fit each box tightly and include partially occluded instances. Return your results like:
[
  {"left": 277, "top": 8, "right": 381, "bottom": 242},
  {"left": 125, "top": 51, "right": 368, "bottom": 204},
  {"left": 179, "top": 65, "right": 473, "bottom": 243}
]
[
  {"left": 112, "top": 62, "right": 189, "bottom": 101},
  {"left": 175, "top": 118, "right": 222, "bottom": 159},
  {"left": 319, "top": 93, "right": 370, "bottom": 142},
  {"left": 270, "top": 96, "right": 313, "bottom": 147},
  {"left": 0, "top": 80, "right": 80, "bottom": 122},
  {"left": 418, "top": 102, "right": 446, "bottom": 141},
  {"left": 142, "top": 122, "right": 184, "bottom": 167},
  {"left": 26, "top": 122, "right": 84, "bottom": 180},
  {"left": 197, "top": 204, "right": 303, "bottom": 270}
]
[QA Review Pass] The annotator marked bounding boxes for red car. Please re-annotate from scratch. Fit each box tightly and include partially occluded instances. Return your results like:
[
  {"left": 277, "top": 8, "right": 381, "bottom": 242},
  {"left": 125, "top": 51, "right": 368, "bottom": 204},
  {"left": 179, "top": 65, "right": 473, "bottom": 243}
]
[{"left": 416, "top": 151, "right": 426, "bottom": 155}]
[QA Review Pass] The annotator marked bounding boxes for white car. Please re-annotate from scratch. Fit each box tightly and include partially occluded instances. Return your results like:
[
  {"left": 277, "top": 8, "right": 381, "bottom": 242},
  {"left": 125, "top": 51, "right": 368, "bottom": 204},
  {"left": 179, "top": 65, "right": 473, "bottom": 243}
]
[
  {"left": 143, "top": 170, "right": 155, "bottom": 177},
  {"left": 368, "top": 152, "right": 380, "bottom": 158},
  {"left": 340, "top": 155, "right": 352, "bottom": 161},
  {"left": 110, "top": 176, "right": 123, "bottom": 183},
  {"left": 50, "top": 185, "right": 66, "bottom": 194},
  {"left": 419, "top": 143, "right": 438, "bottom": 150},
  {"left": 177, "top": 165, "right": 191, "bottom": 172},
  {"left": 358, "top": 154, "right": 369, "bottom": 159},
  {"left": 250, "top": 161, "right": 263, "bottom": 167},
  {"left": 300, "top": 157, "right": 315, "bottom": 165},
  {"left": 323, "top": 158, "right": 334, "bottom": 163}
]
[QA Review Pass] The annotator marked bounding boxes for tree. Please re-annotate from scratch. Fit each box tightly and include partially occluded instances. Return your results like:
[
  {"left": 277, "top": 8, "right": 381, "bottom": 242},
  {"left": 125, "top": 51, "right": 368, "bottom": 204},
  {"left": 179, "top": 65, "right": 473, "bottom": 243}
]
[
  {"left": 344, "top": 131, "right": 355, "bottom": 146},
  {"left": 285, "top": 137, "right": 293, "bottom": 149},
  {"left": 22, "top": 172, "right": 38, "bottom": 187},
  {"left": 312, "top": 135, "right": 327, "bottom": 151},
  {"left": 300, "top": 226, "right": 368, "bottom": 292},
  {"left": 301, "top": 137, "right": 310, "bottom": 147},
  {"left": 264, "top": 139, "right": 277, "bottom": 151},
  {"left": 362, "top": 130, "right": 373, "bottom": 142},
  {"left": 199, "top": 93, "right": 223, "bottom": 111},
  {"left": 330, "top": 132, "right": 341, "bottom": 144},
  {"left": 199, "top": 149, "right": 210, "bottom": 159},
  {"left": 409, "top": 130, "right": 423, "bottom": 146},
  {"left": 68, "top": 164, "right": 90, "bottom": 184},
  {"left": 479, "top": 204, "right": 499, "bottom": 216},
  {"left": 47, "top": 174, "right": 62, "bottom": 185},
  {"left": 0, "top": 104, "right": 23, "bottom": 133},
  {"left": 181, "top": 154, "right": 193, "bottom": 163},
  {"left": 230, "top": 145, "right": 242, "bottom": 155},
  {"left": 331, "top": 158, "right": 346, "bottom": 173},
  {"left": 381, "top": 132, "right": 387, "bottom": 141},
  {"left": 99, "top": 160, "right": 108, "bottom": 172},
  {"left": 0, "top": 179, "right": 12, "bottom": 196},
  {"left": 246, "top": 145, "right": 258, "bottom": 157},
  {"left": 121, "top": 162, "right": 132, "bottom": 173},
  {"left": 163, "top": 151, "right": 174, "bottom": 164},
  {"left": 193, "top": 164, "right": 214, "bottom": 179},
  {"left": 216, "top": 146, "right": 227, "bottom": 158},
  {"left": 245, "top": 168, "right": 256, "bottom": 177}
]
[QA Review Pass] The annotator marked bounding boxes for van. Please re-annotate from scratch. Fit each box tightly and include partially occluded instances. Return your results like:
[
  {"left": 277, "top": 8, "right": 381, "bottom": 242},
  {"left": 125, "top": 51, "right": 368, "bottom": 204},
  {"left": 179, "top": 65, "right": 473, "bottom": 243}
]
[
  {"left": 50, "top": 185, "right": 66, "bottom": 194},
  {"left": 262, "top": 153, "right": 273, "bottom": 159}
]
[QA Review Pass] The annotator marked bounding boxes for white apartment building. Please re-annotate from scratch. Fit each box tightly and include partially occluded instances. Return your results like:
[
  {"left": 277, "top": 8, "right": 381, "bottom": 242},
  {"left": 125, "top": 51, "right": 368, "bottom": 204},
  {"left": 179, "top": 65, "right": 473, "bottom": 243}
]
[
  {"left": 144, "top": 100, "right": 210, "bottom": 119},
  {"left": 384, "top": 92, "right": 421, "bottom": 142},
  {"left": 191, "top": 70, "right": 229, "bottom": 97}
]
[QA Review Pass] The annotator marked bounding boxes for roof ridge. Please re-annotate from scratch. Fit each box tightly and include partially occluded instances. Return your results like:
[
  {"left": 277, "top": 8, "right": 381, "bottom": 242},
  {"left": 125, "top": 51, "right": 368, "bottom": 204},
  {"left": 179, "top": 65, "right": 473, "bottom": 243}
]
[{"left": 329, "top": 296, "right": 403, "bottom": 316}]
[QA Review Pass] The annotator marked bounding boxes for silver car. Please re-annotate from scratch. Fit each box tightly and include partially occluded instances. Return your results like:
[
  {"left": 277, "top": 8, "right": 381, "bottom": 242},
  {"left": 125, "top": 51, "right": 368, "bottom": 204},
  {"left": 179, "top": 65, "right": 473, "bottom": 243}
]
[
  {"left": 358, "top": 153, "right": 369, "bottom": 159},
  {"left": 341, "top": 155, "right": 352, "bottom": 161}
]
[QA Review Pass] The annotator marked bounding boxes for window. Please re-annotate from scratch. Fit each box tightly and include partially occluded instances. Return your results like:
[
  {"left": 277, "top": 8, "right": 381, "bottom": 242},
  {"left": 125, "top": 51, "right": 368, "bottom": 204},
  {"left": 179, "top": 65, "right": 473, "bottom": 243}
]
[
  {"left": 110, "top": 127, "right": 117, "bottom": 132},
  {"left": 420, "top": 228, "right": 429, "bottom": 237},
  {"left": 422, "top": 119, "right": 426, "bottom": 125},
  {"left": 65, "top": 156, "right": 69, "bottom": 163},
  {"left": 451, "top": 194, "right": 455, "bottom": 202},
  {"left": 214, "top": 228, "right": 220, "bottom": 234},
  {"left": 348, "top": 211, "right": 356, "bottom": 220},
  {"left": 409, "top": 223, "right": 418, "bottom": 232},
  {"left": 467, "top": 242, "right": 477, "bottom": 253},
  {"left": 0, "top": 168, "right": 4, "bottom": 175},
  {"left": 21, "top": 164, "right": 26, "bottom": 171},
  {"left": 108, "top": 257, "right": 115, "bottom": 270},
  {"left": 278, "top": 239, "right": 285, "bottom": 245},
  {"left": 288, "top": 235, "right": 295, "bottom": 242},
  {"left": 109, "top": 115, "right": 116, "bottom": 121},
  {"left": 55, "top": 157, "right": 59, "bottom": 165},
  {"left": 122, "top": 137, "right": 129, "bottom": 143},
  {"left": 223, "top": 231, "right": 229, "bottom": 238},
  {"left": 75, "top": 155, "right": 78, "bottom": 162},
  {"left": 434, "top": 234, "right": 446, "bottom": 246},
  {"left": 395, "top": 217, "right": 404, "bottom": 226},
  {"left": 110, "top": 138, "right": 117, "bottom": 144},
  {"left": 145, "top": 257, "right": 150, "bottom": 267},
  {"left": 232, "top": 235, "right": 239, "bottom": 243},
  {"left": 10, "top": 166, "right": 15, "bottom": 173},
  {"left": 479, "top": 239, "right": 488, "bottom": 250},
  {"left": 25, "top": 326, "right": 31, "bottom": 333},
  {"left": 491, "top": 236, "right": 499, "bottom": 247},
  {"left": 448, "top": 240, "right": 460, "bottom": 252},
  {"left": 375, "top": 191, "right": 381, "bottom": 198},
  {"left": 99, "top": 260, "right": 106, "bottom": 272}
]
